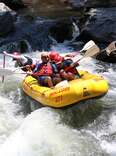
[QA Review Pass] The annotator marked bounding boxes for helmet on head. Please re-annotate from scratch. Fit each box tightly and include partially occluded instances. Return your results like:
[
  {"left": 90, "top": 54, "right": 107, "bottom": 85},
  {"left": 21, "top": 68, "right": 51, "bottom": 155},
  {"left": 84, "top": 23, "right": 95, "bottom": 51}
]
[
  {"left": 49, "top": 51, "right": 59, "bottom": 60},
  {"left": 54, "top": 55, "right": 63, "bottom": 63}
]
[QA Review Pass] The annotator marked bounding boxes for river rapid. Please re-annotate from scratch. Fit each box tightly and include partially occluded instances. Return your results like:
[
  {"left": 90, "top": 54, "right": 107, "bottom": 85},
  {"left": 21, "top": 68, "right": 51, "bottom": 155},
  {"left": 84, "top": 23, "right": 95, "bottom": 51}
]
[{"left": 0, "top": 44, "right": 116, "bottom": 156}]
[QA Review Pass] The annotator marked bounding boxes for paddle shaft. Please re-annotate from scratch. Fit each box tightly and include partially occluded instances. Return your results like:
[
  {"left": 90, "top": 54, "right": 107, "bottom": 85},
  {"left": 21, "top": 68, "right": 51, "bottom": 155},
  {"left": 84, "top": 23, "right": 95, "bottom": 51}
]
[
  {"left": 2, "top": 54, "right": 6, "bottom": 83},
  {"left": 0, "top": 40, "right": 97, "bottom": 77},
  {"left": 64, "top": 44, "right": 100, "bottom": 72}
]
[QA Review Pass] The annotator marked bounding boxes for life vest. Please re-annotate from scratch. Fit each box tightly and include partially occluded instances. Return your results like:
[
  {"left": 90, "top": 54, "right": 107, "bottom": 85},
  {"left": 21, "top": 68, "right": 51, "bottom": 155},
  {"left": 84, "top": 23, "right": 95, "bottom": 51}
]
[
  {"left": 33, "top": 63, "right": 53, "bottom": 76},
  {"left": 62, "top": 59, "right": 78, "bottom": 74},
  {"left": 64, "top": 66, "right": 77, "bottom": 74}
]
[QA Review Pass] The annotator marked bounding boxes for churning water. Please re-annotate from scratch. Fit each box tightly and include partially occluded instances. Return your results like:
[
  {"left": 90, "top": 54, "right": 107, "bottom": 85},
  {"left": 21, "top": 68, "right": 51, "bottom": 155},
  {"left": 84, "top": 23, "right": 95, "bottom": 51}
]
[{"left": 0, "top": 45, "right": 116, "bottom": 156}]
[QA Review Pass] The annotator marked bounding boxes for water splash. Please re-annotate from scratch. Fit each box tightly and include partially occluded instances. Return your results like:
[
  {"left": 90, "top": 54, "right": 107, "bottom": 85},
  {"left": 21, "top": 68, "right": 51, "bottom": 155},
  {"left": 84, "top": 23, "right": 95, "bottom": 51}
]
[
  {"left": 0, "top": 96, "right": 23, "bottom": 145},
  {"left": 0, "top": 108, "right": 105, "bottom": 156}
]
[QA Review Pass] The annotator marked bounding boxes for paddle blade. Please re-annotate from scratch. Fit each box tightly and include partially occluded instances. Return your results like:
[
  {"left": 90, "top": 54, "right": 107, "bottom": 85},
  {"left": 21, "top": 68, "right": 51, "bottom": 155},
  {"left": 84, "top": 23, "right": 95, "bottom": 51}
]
[
  {"left": 80, "top": 40, "right": 96, "bottom": 52},
  {"left": 83, "top": 44, "right": 100, "bottom": 58},
  {"left": 106, "top": 41, "right": 116, "bottom": 56}
]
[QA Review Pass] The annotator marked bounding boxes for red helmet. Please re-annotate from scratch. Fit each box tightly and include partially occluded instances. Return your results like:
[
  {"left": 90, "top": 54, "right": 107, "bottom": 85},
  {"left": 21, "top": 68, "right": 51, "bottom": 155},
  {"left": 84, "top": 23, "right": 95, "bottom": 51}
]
[
  {"left": 49, "top": 51, "right": 59, "bottom": 60},
  {"left": 54, "top": 55, "right": 63, "bottom": 63}
]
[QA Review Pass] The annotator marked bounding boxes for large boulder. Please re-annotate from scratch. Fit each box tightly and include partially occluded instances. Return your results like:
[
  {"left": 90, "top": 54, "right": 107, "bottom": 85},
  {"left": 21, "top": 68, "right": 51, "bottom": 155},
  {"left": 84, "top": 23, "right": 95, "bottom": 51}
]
[
  {"left": 22, "top": 0, "right": 71, "bottom": 11},
  {"left": 96, "top": 50, "right": 116, "bottom": 63},
  {"left": 79, "top": 8, "right": 116, "bottom": 43},
  {"left": 0, "top": 16, "right": 80, "bottom": 52},
  {"left": 64, "top": 0, "right": 85, "bottom": 9},
  {"left": 85, "top": 0, "right": 116, "bottom": 8},
  {"left": 0, "top": 0, "right": 25, "bottom": 10},
  {"left": 49, "top": 17, "right": 80, "bottom": 43},
  {"left": 0, "top": 3, "right": 14, "bottom": 36},
  {"left": 21, "top": 0, "right": 116, "bottom": 11},
  {"left": 0, "top": 16, "right": 54, "bottom": 52}
]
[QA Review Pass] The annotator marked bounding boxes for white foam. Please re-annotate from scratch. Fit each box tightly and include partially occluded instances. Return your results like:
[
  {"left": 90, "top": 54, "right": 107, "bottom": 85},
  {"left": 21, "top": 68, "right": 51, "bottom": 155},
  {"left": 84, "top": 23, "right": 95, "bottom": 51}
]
[
  {"left": 0, "top": 96, "right": 23, "bottom": 145},
  {"left": 0, "top": 108, "right": 103, "bottom": 156},
  {"left": 101, "top": 141, "right": 116, "bottom": 156}
]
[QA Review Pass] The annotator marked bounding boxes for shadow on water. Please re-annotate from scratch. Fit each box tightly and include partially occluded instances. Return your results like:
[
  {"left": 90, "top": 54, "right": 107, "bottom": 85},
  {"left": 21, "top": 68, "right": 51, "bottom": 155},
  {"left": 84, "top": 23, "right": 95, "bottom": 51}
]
[
  {"left": 19, "top": 89, "right": 43, "bottom": 115},
  {"left": 55, "top": 99, "right": 104, "bottom": 129},
  {"left": 20, "top": 88, "right": 105, "bottom": 129}
]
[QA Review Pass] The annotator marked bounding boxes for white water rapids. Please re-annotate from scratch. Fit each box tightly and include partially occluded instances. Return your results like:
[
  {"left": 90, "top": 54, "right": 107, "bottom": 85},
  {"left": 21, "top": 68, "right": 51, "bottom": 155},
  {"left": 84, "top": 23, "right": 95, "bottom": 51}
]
[{"left": 0, "top": 46, "right": 116, "bottom": 156}]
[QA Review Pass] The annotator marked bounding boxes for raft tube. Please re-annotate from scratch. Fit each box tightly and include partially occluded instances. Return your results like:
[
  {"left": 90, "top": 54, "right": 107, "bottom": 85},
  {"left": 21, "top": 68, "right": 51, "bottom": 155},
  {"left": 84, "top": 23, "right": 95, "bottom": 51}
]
[{"left": 22, "top": 70, "right": 109, "bottom": 108}]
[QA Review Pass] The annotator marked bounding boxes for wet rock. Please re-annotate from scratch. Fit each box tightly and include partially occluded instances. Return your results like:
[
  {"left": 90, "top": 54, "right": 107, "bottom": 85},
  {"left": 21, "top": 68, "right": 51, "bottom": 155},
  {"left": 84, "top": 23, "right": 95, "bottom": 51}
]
[
  {"left": 0, "top": 16, "right": 54, "bottom": 52},
  {"left": 2, "top": 0, "right": 115, "bottom": 13},
  {"left": 17, "top": 40, "right": 32, "bottom": 53},
  {"left": 0, "top": 0, "right": 25, "bottom": 10},
  {"left": 0, "top": 3, "right": 15, "bottom": 36},
  {"left": 96, "top": 50, "right": 116, "bottom": 63},
  {"left": 85, "top": 0, "right": 116, "bottom": 8},
  {"left": 20, "top": 0, "right": 116, "bottom": 11},
  {"left": 0, "top": 15, "right": 80, "bottom": 52},
  {"left": 79, "top": 8, "right": 116, "bottom": 43},
  {"left": 67, "top": 0, "right": 85, "bottom": 10},
  {"left": 22, "top": 0, "right": 71, "bottom": 11},
  {"left": 49, "top": 17, "right": 80, "bottom": 43}
]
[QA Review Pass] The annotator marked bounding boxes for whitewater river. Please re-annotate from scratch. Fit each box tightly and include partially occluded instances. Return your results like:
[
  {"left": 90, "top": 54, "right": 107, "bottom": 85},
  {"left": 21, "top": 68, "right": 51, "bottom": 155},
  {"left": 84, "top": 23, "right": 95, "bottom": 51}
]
[{"left": 0, "top": 45, "right": 116, "bottom": 156}]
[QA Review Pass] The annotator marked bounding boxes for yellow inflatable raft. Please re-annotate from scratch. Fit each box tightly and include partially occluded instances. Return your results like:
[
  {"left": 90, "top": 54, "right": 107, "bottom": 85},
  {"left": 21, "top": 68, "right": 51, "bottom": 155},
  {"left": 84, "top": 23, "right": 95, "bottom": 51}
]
[{"left": 22, "top": 70, "right": 108, "bottom": 108}]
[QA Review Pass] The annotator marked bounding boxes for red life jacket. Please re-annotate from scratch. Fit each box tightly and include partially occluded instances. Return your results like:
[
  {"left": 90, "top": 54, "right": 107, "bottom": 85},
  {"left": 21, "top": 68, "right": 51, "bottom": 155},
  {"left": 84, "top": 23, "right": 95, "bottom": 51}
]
[
  {"left": 62, "top": 59, "right": 78, "bottom": 74},
  {"left": 64, "top": 66, "right": 77, "bottom": 74},
  {"left": 34, "top": 63, "right": 53, "bottom": 76}
]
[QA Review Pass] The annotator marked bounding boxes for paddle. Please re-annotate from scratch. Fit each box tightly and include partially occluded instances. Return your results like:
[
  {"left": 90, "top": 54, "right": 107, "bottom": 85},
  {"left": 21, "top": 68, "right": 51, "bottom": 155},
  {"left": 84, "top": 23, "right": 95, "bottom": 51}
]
[
  {"left": 0, "top": 40, "right": 97, "bottom": 77},
  {"left": 2, "top": 54, "right": 6, "bottom": 82},
  {"left": 65, "top": 43, "right": 100, "bottom": 71},
  {"left": 80, "top": 40, "right": 95, "bottom": 52},
  {"left": 65, "top": 40, "right": 96, "bottom": 58},
  {"left": 105, "top": 41, "right": 116, "bottom": 56},
  {"left": 78, "top": 44, "right": 100, "bottom": 61}
]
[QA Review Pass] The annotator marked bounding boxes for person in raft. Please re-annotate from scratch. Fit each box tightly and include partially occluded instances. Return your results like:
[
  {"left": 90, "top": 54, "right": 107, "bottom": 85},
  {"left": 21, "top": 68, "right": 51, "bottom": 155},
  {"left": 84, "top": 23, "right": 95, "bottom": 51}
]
[
  {"left": 27, "top": 52, "right": 62, "bottom": 88},
  {"left": 49, "top": 51, "right": 81, "bottom": 81},
  {"left": 3, "top": 51, "right": 33, "bottom": 71}
]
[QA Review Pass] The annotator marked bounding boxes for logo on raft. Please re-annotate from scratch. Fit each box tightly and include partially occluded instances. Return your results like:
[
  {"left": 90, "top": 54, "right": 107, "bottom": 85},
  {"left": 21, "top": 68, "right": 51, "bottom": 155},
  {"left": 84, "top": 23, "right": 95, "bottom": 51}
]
[
  {"left": 83, "top": 87, "right": 91, "bottom": 97},
  {"left": 50, "top": 87, "right": 70, "bottom": 96}
]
